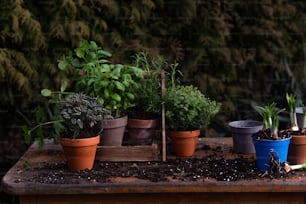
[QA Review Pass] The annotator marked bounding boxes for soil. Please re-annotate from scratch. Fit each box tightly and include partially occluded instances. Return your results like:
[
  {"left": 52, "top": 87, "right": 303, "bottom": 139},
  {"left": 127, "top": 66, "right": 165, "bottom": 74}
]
[
  {"left": 14, "top": 144, "right": 306, "bottom": 185},
  {"left": 253, "top": 128, "right": 291, "bottom": 140}
]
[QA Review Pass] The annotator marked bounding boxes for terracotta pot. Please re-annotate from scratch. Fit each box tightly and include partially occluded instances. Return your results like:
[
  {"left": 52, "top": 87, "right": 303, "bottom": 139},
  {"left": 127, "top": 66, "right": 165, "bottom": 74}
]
[
  {"left": 228, "top": 120, "right": 263, "bottom": 154},
  {"left": 100, "top": 115, "right": 127, "bottom": 146},
  {"left": 288, "top": 134, "right": 306, "bottom": 164},
  {"left": 169, "top": 129, "right": 200, "bottom": 157},
  {"left": 126, "top": 118, "right": 158, "bottom": 145},
  {"left": 60, "top": 135, "right": 100, "bottom": 171}
]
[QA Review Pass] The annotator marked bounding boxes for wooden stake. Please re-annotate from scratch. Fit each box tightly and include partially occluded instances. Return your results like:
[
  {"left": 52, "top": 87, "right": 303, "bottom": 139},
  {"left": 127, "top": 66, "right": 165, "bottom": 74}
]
[{"left": 161, "top": 70, "right": 166, "bottom": 161}]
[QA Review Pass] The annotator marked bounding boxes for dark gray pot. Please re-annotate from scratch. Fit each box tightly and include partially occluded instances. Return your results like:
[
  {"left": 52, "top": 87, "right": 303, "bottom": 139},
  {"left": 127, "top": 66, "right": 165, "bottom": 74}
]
[
  {"left": 296, "top": 107, "right": 305, "bottom": 129},
  {"left": 228, "top": 120, "right": 263, "bottom": 154}
]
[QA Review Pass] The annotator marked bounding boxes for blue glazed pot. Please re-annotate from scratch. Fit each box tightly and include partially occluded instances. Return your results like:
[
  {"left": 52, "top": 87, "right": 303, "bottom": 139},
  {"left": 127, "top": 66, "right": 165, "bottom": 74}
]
[{"left": 253, "top": 137, "right": 291, "bottom": 172}]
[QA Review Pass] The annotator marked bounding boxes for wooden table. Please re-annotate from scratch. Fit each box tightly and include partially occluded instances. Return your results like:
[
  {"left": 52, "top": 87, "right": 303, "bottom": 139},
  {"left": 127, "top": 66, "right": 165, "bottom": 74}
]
[{"left": 2, "top": 137, "right": 306, "bottom": 204}]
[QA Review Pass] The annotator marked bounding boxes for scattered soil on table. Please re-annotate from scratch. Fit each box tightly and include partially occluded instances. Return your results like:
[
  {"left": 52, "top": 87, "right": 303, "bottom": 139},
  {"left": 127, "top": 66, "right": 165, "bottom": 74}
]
[{"left": 14, "top": 144, "right": 306, "bottom": 185}]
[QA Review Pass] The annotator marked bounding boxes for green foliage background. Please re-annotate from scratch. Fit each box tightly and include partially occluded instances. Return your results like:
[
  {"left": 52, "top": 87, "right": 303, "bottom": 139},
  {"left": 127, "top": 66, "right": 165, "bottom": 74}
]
[{"left": 1, "top": 0, "right": 306, "bottom": 139}]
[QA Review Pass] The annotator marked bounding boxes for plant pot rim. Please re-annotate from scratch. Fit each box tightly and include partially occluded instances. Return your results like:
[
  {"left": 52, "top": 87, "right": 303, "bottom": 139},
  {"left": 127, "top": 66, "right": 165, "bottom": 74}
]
[
  {"left": 290, "top": 134, "right": 306, "bottom": 144},
  {"left": 128, "top": 118, "right": 158, "bottom": 129},
  {"left": 101, "top": 115, "right": 128, "bottom": 128},
  {"left": 228, "top": 120, "right": 263, "bottom": 129},
  {"left": 60, "top": 135, "right": 100, "bottom": 147},
  {"left": 169, "top": 129, "right": 200, "bottom": 138},
  {"left": 253, "top": 136, "right": 292, "bottom": 142}
]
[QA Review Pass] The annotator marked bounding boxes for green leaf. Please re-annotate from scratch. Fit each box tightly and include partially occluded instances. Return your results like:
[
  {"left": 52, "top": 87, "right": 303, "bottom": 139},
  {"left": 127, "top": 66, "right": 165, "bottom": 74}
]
[
  {"left": 76, "top": 119, "right": 83, "bottom": 129},
  {"left": 112, "top": 65, "right": 122, "bottom": 77},
  {"left": 60, "top": 81, "right": 68, "bottom": 93},
  {"left": 98, "top": 49, "right": 112, "bottom": 57},
  {"left": 22, "top": 126, "right": 31, "bottom": 144},
  {"left": 112, "top": 93, "right": 121, "bottom": 101},
  {"left": 71, "top": 58, "right": 80, "bottom": 67},
  {"left": 58, "top": 60, "right": 67, "bottom": 70},
  {"left": 100, "top": 80, "right": 109, "bottom": 87},
  {"left": 76, "top": 48, "right": 84, "bottom": 58},
  {"left": 104, "top": 89, "right": 109, "bottom": 98},
  {"left": 126, "top": 92, "right": 135, "bottom": 99},
  {"left": 114, "top": 81, "right": 125, "bottom": 91},
  {"left": 89, "top": 41, "right": 98, "bottom": 49},
  {"left": 41, "top": 89, "right": 52, "bottom": 97}
]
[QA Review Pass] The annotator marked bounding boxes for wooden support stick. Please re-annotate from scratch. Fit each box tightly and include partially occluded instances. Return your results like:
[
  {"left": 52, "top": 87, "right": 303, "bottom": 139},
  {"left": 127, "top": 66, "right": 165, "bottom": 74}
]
[{"left": 161, "top": 70, "right": 166, "bottom": 162}]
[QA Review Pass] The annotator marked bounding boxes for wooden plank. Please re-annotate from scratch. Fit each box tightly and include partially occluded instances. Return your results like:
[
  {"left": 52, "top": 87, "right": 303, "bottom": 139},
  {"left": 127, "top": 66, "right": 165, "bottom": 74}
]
[
  {"left": 24, "top": 136, "right": 160, "bottom": 163},
  {"left": 96, "top": 141, "right": 159, "bottom": 161},
  {"left": 19, "top": 193, "right": 305, "bottom": 204}
]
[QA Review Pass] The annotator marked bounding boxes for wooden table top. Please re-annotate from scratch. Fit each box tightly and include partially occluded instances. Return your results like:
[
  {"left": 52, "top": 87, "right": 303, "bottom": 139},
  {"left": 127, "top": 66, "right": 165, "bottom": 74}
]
[{"left": 3, "top": 137, "right": 306, "bottom": 195}]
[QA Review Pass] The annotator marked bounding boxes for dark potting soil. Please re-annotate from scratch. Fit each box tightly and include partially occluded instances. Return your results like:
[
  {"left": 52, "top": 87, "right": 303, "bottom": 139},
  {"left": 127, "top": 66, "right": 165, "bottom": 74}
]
[
  {"left": 15, "top": 152, "right": 304, "bottom": 185},
  {"left": 253, "top": 129, "right": 291, "bottom": 140}
]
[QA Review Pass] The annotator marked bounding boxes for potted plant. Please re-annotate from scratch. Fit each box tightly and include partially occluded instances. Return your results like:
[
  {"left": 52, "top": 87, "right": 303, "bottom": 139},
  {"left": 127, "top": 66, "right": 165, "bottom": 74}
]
[
  {"left": 286, "top": 93, "right": 306, "bottom": 164},
  {"left": 253, "top": 102, "right": 291, "bottom": 172},
  {"left": 163, "top": 66, "right": 221, "bottom": 157},
  {"left": 58, "top": 40, "right": 144, "bottom": 146},
  {"left": 59, "top": 93, "right": 112, "bottom": 171},
  {"left": 228, "top": 120, "right": 263, "bottom": 154},
  {"left": 23, "top": 92, "right": 112, "bottom": 171},
  {"left": 125, "top": 52, "right": 165, "bottom": 145}
]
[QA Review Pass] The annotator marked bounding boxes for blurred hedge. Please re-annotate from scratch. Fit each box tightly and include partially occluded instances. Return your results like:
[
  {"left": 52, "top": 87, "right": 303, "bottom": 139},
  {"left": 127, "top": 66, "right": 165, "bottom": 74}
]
[{"left": 0, "top": 0, "right": 305, "bottom": 138}]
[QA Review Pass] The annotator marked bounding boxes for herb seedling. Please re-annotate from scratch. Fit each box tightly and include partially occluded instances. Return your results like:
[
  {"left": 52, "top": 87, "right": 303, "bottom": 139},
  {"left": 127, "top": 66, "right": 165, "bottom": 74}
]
[{"left": 255, "top": 102, "right": 285, "bottom": 139}]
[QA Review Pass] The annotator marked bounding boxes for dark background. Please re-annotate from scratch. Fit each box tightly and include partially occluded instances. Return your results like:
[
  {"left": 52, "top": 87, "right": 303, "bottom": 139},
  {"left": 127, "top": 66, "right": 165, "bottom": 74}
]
[{"left": 1, "top": 1, "right": 306, "bottom": 203}]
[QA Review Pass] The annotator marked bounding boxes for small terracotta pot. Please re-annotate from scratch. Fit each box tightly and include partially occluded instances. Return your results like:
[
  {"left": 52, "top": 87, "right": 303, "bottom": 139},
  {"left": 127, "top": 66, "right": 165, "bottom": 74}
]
[
  {"left": 126, "top": 118, "right": 158, "bottom": 145},
  {"left": 60, "top": 135, "right": 100, "bottom": 171},
  {"left": 288, "top": 134, "right": 306, "bottom": 164},
  {"left": 169, "top": 129, "right": 200, "bottom": 157}
]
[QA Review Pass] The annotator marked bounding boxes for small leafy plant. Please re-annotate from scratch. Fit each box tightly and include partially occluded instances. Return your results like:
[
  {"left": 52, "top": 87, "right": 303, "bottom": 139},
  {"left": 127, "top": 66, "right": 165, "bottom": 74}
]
[
  {"left": 60, "top": 93, "right": 112, "bottom": 139},
  {"left": 164, "top": 85, "right": 220, "bottom": 131},
  {"left": 58, "top": 40, "right": 144, "bottom": 118},
  {"left": 163, "top": 64, "right": 220, "bottom": 131},
  {"left": 255, "top": 102, "right": 285, "bottom": 139}
]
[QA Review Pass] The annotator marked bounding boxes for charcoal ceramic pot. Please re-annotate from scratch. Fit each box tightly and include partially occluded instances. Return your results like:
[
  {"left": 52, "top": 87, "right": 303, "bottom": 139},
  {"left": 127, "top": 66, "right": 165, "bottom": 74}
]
[
  {"left": 100, "top": 115, "right": 128, "bottom": 146},
  {"left": 296, "top": 107, "right": 305, "bottom": 129},
  {"left": 126, "top": 118, "right": 158, "bottom": 145},
  {"left": 228, "top": 120, "right": 263, "bottom": 154}
]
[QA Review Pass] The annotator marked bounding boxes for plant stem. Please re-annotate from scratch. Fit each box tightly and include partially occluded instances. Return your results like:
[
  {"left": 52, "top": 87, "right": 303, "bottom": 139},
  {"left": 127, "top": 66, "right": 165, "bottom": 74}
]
[
  {"left": 29, "top": 120, "right": 64, "bottom": 134},
  {"left": 289, "top": 112, "right": 299, "bottom": 131}
]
